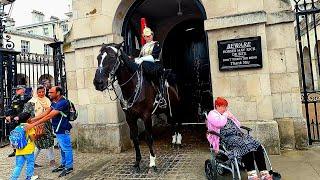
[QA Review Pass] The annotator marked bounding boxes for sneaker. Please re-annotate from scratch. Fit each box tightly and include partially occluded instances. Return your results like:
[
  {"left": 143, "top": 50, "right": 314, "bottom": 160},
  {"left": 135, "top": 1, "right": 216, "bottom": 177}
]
[
  {"left": 248, "top": 170, "right": 259, "bottom": 180},
  {"left": 52, "top": 165, "right": 65, "bottom": 173},
  {"left": 34, "top": 163, "right": 42, "bottom": 168},
  {"left": 260, "top": 170, "right": 272, "bottom": 180},
  {"left": 31, "top": 175, "right": 39, "bottom": 180},
  {"left": 58, "top": 168, "right": 73, "bottom": 177},
  {"left": 8, "top": 151, "right": 15, "bottom": 157},
  {"left": 49, "top": 160, "right": 56, "bottom": 170}
]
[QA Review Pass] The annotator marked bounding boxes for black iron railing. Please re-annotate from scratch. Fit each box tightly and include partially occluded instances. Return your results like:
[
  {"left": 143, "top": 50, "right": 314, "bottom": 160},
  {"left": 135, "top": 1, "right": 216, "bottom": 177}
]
[{"left": 295, "top": 0, "right": 320, "bottom": 144}]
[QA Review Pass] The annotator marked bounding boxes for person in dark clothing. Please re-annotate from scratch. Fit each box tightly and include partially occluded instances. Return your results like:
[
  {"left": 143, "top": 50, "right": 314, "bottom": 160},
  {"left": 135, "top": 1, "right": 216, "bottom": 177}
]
[
  {"left": 5, "top": 85, "right": 31, "bottom": 157},
  {"left": 134, "top": 27, "right": 166, "bottom": 107},
  {"left": 42, "top": 79, "right": 52, "bottom": 98},
  {"left": 25, "top": 86, "right": 73, "bottom": 178}
]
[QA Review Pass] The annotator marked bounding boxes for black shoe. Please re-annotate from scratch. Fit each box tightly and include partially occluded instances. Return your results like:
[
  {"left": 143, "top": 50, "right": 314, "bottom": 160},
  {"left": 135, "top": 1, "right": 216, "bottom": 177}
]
[
  {"left": 58, "top": 168, "right": 73, "bottom": 177},
  {"left": 52, "top": 165, "right": 65, "bottom": 173},
  {"left": 34, "top": 163, "right": 42, "bottom": 168},
  {"left": 8, "top": 151, "right": 15, "bottom": 157}
]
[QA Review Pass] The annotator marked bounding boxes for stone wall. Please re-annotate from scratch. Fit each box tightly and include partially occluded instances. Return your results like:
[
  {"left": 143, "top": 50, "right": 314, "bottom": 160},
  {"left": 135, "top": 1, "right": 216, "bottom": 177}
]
[{"left": 65, "top": 0, "right": 308, "bottom": 153}]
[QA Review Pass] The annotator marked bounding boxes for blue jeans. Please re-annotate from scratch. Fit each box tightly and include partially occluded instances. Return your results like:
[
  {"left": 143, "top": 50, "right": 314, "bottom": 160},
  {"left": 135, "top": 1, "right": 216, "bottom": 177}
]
[
  {"left": 56, "top": 133, "right": 73, "bottom": 169},
  {"left": 11, "top": 153, "right": 34, "bottom": 180}
]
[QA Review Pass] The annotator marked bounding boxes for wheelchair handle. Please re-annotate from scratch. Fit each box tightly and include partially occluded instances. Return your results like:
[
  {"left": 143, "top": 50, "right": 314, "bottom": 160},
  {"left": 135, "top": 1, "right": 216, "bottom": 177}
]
[
  {"left": 207, "top": 130, "right": 224, "bottom": 139},
  {"left": 240, "top": 126, "right": 252, "bottom": 133}
]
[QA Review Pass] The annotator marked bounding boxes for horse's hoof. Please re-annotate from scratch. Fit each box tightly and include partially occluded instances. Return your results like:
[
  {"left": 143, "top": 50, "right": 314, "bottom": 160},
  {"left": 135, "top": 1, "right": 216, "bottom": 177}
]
[
  {"left": 171, "top": 143, "right": 176, "bottom": 148},
  {"left": 148, "top": 166, "right": 158, "bottom": 174},
  {"left": 176, "top": 144, "right": 182, "bottom": 149},
  {"left": 133, "top": 164, "right": 140, "bottom": 173}
]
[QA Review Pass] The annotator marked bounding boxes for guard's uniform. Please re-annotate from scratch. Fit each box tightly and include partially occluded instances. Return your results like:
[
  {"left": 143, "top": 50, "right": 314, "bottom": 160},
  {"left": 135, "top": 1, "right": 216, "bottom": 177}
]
[
  {"left": 134, "top": 27, "right": 166, "bottom": 107},
  {"left": 135, "top": 41, "right": 163, "bottom": 83}
]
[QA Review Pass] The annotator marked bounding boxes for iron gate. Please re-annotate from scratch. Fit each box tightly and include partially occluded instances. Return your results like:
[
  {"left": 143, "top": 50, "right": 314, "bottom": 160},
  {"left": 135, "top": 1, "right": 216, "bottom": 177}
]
[
  {"left": 0, "top": 39, "right": 67, "bottom": 146},
  {"left": 295, "top": 0, "right": 320, "bottom": 144}
]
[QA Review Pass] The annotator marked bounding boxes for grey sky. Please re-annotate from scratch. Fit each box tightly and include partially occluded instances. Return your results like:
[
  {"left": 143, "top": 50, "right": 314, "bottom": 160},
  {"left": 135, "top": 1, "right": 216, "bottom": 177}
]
[{"left": 9, "top": 0, "right": 71, "bottom": 27}]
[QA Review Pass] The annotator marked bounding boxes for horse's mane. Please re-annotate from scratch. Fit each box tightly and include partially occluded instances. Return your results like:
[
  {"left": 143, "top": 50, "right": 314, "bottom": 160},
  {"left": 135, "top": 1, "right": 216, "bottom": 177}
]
[{"left": 100, "top": 43, "right": 139, "bottom": 73}]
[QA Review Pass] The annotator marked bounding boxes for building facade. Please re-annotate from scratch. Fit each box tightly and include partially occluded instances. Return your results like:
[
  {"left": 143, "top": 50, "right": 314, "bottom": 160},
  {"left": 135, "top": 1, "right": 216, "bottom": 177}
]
[
  {"left": 2, "top": 10, "right": 72, "bottom": 88},
  {"left": 64, "top": 0, "right": 309, "bottom": 153},
  {"left": 14, "top": 10, "right": 72, "bottom": 41},
  {"left": 2, "top": 29, "right": 55, "bottom": 88}
]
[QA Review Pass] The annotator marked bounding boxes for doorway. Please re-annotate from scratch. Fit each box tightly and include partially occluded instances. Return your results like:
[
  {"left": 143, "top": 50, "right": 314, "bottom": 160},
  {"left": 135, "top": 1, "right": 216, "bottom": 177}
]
[{"left": 121, "top": 0, "right": 212, "bottom": 123}]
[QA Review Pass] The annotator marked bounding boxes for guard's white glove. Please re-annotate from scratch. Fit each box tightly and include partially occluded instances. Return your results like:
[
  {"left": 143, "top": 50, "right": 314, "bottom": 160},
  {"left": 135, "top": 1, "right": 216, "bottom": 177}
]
[
  {"left": 135, "top": 55, "right": 155, "bottom": 64},
  {"left": 135, "top": 57, "right": 143, "bottom": 64}
]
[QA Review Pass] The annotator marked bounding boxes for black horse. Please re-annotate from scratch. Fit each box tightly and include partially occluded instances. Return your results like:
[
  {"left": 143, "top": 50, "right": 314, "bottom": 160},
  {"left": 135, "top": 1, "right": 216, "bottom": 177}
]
[{"left": 93, "top": 43, "right": 182, "bottom": 172}]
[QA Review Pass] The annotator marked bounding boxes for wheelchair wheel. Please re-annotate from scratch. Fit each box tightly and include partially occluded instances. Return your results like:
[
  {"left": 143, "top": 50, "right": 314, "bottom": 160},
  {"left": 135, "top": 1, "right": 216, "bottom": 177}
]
[
  {"left": 205, "top": 159, "right": 218, "bottom": 180},
  {"left": 217, "top": 163, "right": 226, "bottom": 176}
]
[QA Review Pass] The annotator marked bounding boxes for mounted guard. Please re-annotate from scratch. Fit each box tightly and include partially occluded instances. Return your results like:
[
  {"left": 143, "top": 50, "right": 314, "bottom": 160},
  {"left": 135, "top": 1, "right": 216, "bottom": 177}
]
[
  {"left": 93, "top": 42, "right": 182, "bottom": 173},
  {"left": 134, "top": 27, "right": 166, "bottom": 108}
]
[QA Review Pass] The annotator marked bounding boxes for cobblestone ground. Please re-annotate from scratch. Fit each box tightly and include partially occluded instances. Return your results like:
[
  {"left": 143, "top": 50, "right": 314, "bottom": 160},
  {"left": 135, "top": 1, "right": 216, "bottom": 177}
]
[
  {"left": 0, "top": 126, "right": 246, "bottom": 180},
  {"left": 0, "top": 144, "right": 112, "bottom": 180}
]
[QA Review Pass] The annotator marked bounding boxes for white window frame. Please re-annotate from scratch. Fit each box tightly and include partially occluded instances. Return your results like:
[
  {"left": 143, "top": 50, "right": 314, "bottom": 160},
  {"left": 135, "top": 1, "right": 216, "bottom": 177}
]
[
  {"left": 44, "top": 44, "right": 51, "bottom": 55},
  {"left": 21, "top": 40, "right": 30, "bottom": 53},
  {"left": 43, "top": 27, "right": 49, "bottom": 36},
  {"left": 62, "top": 24, "right": 68, "bottom": 32}
]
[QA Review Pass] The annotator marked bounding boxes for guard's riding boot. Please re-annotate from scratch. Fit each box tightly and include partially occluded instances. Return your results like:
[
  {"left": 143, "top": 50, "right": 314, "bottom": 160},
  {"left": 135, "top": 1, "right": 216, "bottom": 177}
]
[{"left": 157, "top": 77, "right": 167, "bottom": 108}]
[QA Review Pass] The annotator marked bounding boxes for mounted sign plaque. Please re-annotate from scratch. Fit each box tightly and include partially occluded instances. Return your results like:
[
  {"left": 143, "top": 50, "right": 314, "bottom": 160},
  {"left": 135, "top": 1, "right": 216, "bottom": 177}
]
[{"left": 217, "top": 36, "right": 262, "bottom": 71}]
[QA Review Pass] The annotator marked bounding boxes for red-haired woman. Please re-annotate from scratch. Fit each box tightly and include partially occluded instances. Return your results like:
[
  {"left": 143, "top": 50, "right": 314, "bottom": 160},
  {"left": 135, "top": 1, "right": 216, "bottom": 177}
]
[{"left": 206, "top": 97, "right": 272, "bottom": 180}]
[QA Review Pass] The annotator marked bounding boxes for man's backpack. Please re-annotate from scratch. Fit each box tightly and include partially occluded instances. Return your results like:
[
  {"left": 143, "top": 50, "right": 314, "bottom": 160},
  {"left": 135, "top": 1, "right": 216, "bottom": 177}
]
[
  {"left": 9, "top": 125, "right": 28, "bottom": 149},
  {"left": 60, "top": 99, "right": 78, "bottom": 121},
  {"left": 68, "top": 100, "right": 78, "bottom": 121}
]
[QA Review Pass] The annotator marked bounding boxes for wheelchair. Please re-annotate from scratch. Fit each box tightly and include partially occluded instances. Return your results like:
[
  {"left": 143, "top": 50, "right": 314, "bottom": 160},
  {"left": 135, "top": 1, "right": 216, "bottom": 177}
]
[{"left": 204, "top": 127, "right": 281, "bottom": 180}]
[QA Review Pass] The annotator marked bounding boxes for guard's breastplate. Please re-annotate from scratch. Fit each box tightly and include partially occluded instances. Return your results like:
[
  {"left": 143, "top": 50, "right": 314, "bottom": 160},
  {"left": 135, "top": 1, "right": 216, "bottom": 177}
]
[{"left": 140, "top": 41, "right": 156, "bottom": 57}]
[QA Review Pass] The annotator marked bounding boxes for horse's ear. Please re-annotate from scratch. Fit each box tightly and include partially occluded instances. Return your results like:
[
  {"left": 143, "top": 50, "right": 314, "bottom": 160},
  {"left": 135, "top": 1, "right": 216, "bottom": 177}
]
[{"left": 115, "top": 41, "right": 124, "bottom": 49}]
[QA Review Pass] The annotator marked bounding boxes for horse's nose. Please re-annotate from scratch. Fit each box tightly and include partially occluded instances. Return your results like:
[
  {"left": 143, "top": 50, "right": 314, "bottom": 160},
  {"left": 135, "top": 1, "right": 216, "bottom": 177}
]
[{"left": 93, "top": 78, "right": 104, "bottom": 90}]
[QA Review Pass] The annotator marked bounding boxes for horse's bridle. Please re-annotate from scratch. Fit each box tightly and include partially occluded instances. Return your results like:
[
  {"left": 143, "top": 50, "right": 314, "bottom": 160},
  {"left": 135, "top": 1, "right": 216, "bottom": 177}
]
[
  {"left": 97, "top": 45, "right": 143, "bottom": 109},
  {"left": 97, "top": 46, "right": 122, "bottom": 90}
]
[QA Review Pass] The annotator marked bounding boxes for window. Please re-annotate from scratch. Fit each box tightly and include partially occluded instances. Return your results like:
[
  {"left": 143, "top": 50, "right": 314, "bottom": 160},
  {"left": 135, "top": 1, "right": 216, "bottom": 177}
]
[
  {"left": 27, "top": 30, "right": 33, "bottom": 34},
  {"left": 44, "top": 44, "right": 51, "bottom": 55},
  {"left": 43, "top": 27, "right": 49, "bottom": 36},
  {"left": 21, "top": 40, "right": 30, "bottom": 53},
  {"left": 62, "top": 24, "right": 68, "bottom": 32}
]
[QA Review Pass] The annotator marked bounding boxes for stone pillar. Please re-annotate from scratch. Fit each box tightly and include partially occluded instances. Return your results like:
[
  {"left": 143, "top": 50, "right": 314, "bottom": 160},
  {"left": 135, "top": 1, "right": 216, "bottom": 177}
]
[
  {"left": 265, "top": 0, "right": 309, "bottom": 149},
  {"left": 204, "top": 0, "right": 308, "bottom": 153},
  {"left": 64, "top": 0, "right": 131, "bottom": 153}
]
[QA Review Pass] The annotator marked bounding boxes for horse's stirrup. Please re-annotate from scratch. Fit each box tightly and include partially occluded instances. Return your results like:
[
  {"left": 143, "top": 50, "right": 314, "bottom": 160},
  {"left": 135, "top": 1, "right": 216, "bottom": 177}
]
[{"left": 158, "top": 97, "right": 167, "bottom": 108}]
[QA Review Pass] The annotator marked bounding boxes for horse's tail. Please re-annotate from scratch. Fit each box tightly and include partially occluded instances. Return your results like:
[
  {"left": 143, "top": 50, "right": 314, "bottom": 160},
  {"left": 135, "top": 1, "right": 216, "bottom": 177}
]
[
  {"left": 164, "top": 70, "right": 180, "bottom": 100},
  {"left": 164, "top": 70, "right": 177, "bottom": 87}
]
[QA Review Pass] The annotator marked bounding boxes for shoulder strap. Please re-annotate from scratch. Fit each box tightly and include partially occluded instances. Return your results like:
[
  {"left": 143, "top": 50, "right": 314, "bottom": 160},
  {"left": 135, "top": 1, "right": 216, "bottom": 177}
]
[{"left": 58, "top": 97, "right": 68, "bottom": 117}]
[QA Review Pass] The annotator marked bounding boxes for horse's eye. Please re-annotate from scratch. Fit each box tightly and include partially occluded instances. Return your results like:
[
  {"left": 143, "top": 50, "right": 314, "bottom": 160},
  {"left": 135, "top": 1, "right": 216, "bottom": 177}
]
[{"left": 110, "top": 54, "right": 116, "bottom": 58}]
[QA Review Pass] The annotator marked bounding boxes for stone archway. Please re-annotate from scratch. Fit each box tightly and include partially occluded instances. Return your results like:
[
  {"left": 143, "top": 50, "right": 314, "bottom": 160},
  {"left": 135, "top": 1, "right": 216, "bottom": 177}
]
[
  {"left": 113, "top": 0, "right": 211, "bottom": 124},
  {"left": 65, "top": 0, "right": 307, "bottom": 153}
]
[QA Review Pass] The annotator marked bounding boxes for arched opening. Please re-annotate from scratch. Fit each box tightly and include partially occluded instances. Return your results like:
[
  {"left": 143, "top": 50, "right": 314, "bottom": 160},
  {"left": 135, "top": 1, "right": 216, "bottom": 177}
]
[
  {"left": 303, "top": 46, "right": 314, "bottom": 91},
  {"left": 121, "top": 0, "right": 211, "bottom": 123},
  {"left": 314, "top": 41, "right": 320, "bottom": 90},
  {"left": 38, "top": 74, "right": 54, "bottom": 86},
  {"left": 16, "top": 74, "right": 28, "bottom": 86}
]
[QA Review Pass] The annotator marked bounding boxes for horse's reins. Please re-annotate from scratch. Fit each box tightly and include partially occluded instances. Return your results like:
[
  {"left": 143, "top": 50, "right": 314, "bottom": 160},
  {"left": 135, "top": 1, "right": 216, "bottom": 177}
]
[{"left": 102, "top": 46, "right": 143, "bottom": 109}]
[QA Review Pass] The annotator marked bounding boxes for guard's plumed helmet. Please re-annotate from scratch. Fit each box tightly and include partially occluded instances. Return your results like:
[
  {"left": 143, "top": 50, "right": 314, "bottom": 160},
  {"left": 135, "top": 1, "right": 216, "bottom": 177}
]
[{"left": 143, "top": 27, "right": 153, "bottom": 36}]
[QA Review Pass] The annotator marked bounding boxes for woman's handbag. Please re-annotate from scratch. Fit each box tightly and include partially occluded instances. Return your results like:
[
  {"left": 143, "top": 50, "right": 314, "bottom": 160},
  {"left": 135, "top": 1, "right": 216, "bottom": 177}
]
[
  {"left": 35, "top": 122, "right": 54, "bottom": 149},
  {"left": 34, "top": 123, "right": 45, "bottom": 139}
]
